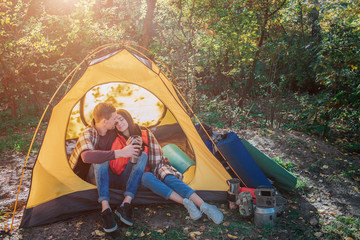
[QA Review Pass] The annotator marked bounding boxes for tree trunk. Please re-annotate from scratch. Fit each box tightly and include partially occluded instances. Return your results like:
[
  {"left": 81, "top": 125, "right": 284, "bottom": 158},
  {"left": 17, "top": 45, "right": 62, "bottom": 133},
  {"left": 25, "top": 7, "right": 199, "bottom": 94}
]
[
  {"left": 238, "top": 15, "right": 268, "bottom": 107},
  {"left": 238, "top": 0, "right": 287, "bottom": 107},
  {"left": 0, "top": 57, "right": 18, "bottom": 117},
  {"left": 141, "top": 0, "right": 157, "bottom": 52},
  {"left": 3, "top": 77, "right": 17, "bottom": 117}
]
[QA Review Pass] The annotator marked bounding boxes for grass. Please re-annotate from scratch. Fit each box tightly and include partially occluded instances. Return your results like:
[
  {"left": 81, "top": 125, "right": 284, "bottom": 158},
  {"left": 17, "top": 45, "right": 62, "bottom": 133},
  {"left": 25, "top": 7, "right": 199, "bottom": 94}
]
[
  {"left": 341, "top": 164, "right": 360, "bottom": 181},
  {"left": 0, "top": 109, "right": 43, "bottom": 155},
  {"left": 273, "top": 157, "right": 297, "bottom": 172},
  {"left": 0, "top": 133, "right": 38, "bottom": 153},
  {"left": 0, "top": 209, "right": 4, "bottom": 221},
  {"left": 0, "top": 208, "right": 12, "bottom": 222},
  {"left": 322, "top": 215, "right": 360, "bottom": 239}
]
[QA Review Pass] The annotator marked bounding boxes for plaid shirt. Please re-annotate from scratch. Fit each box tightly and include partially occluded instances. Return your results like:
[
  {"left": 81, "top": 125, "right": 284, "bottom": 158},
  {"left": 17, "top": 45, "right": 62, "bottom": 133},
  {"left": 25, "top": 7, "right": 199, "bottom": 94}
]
[
  {"left": 68, "top": 126, "right": 182, "bottom": 181},
  {"left": 68, "top": 126, "right": 99, "bottom": 170},
  {"left": 146, "top": 129, "right": 183, "bottom": 181}
]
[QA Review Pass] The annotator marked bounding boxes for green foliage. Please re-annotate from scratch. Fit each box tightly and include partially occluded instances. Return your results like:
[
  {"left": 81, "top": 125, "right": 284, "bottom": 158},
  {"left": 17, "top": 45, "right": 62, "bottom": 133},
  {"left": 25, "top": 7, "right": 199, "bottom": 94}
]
[
  {"left": 0, "top": 0, "right": 359, "bottom": 154},
  {"left": 273, "top": 157, "right": 296, "bottom": 172},
  {"left": 0, "top": 0, "right": 145, "bottom": 119},
  {"left": 314, "top": 22, "right": 360, "bottom": 135},
  {"left": 0, "top": 108, "right": 41, "bottom": 154},
  {"left": 194, "top": 93, "right": 253, "bottom": 129},
  {"left": 288, "top": 93, "right": 359, "bottom": 152},
  {"left": 0, "top": 133, "right": 34, "bottom": 153},
  {"left": 341, "top": 163, "right": 360, "bottom": 180},
  {"left": 323, "top": 215, "right": 360, "bottom": 239}
]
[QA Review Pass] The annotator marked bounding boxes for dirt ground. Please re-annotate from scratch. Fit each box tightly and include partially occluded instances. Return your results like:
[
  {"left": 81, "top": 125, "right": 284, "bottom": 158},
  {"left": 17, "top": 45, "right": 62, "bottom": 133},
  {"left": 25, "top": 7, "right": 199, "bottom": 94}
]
[{"left": 1, "top": 128, "right": 359, "bottom": 239}]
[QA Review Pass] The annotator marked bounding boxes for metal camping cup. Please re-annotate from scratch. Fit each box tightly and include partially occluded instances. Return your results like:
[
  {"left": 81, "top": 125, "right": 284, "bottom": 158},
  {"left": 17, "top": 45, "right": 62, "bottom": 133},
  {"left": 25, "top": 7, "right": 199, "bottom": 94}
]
[
  {"left": 129, "top": 136, "right": 140, "bottom": 164},
  {"left": 226, "top": 178, "right": 240, "bottom": 194}
]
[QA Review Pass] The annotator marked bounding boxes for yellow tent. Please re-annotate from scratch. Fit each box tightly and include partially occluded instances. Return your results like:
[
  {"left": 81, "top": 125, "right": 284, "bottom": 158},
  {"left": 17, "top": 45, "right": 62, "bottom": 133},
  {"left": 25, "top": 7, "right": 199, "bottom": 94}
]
[{"left": 20, "top": 47, "right": 231, "bottom": 227}]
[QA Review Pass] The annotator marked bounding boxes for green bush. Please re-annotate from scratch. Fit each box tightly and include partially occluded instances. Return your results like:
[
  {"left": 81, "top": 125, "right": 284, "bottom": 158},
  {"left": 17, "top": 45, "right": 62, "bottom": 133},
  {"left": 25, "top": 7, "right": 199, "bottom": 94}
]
[{"left": 0, "top": 107, "right": 41, "bottom": 154}]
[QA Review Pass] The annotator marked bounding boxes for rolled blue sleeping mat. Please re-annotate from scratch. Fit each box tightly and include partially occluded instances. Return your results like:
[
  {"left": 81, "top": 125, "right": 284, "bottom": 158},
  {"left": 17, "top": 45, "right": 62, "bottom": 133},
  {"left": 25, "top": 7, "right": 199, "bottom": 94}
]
[
  {"left": 162, "top": 144, "right": 195, "bottom": 174},
  {"left": 216, "top": 132, "right": 272, "bottom": 188}
]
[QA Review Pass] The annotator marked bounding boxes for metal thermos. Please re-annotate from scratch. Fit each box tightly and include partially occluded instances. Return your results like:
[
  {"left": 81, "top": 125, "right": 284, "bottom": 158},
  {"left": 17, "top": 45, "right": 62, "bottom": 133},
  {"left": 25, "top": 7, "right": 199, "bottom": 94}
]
[
  {"left": 129, "top": 136, "right": 140, "bottom": 164},
  {"left": 130, "top": 155, "right": 138, "bottom": 164},
  {"left": 254, "top": 206, "right": 276, "bottom": 228}
]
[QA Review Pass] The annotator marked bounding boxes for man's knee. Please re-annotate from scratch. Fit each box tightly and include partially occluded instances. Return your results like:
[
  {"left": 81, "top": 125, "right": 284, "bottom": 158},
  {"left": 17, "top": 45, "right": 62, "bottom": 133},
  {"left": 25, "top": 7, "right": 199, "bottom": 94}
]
[{"left": 94, "top": 162, "right": 109, "bottom": 172}]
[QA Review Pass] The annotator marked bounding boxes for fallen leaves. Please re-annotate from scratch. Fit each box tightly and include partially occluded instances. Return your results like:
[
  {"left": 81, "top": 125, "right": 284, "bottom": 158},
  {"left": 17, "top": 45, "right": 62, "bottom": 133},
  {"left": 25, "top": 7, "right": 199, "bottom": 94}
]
[
  {"left": 223, "top": 221, "right": 230, "bottom": 226},
  {"left": 227, "top": 233, "right": 239, "bottom": 239},
  {"left": 75, "top": 221, "right": 83, "bottom": 230},
  {"left": 189, "top": 231, "right": 202, "bottom": 238},
  {"left": 92, "top": 230, "right": 105, "bottom": 237},
  {"left": 318, "top": 209, "right": 325, "bottom": 214}
]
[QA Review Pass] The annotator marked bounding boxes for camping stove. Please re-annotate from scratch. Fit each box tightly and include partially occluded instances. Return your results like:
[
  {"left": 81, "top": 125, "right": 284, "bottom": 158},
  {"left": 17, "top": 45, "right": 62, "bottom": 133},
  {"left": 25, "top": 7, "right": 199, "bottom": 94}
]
[{"left": 254, "top": 186, "right": 276, "bottom": 208}]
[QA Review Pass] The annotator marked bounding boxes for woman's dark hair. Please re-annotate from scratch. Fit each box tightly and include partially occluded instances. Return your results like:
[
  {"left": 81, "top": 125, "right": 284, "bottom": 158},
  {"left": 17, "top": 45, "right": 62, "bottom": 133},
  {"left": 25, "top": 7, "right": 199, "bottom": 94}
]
[{"left": 116, "top": 109, "right": 141, "bottom": 138}]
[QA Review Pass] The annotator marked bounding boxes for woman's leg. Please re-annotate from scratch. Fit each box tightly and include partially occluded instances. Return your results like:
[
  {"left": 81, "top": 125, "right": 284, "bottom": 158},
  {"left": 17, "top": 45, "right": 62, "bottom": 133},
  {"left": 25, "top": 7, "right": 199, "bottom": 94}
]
[
  {"left": 109, "top": 152, "right": 148, "bottom": 200},
  {"left": 189, "top": 193, "right": 205, "bottom": 207},
  {"left": 141, "top": 172, "right": 174, "bottom": 200},
  {"left": 163, "top": 175, "right": 223, "bottom": 224},
  {"left": 124, "top": 152, "right": 148, "bottom": 200},
  {"left": 140, "top": 172, "right": 186, "bottom": 204},
  {"left": 111, "top": 153, "right": 148, "bottom": 227},
  {"left": 163, "top": 175, "right": 195, "bottom": 199},
  {"left": 199, "top": 202, "right": 224, "bottom": 224},
  {"left": 164, "top": 175, "right": 223, "bottom": 224},
  {"left": 162, "top": 175, "right": 202, "bottom": 220}
]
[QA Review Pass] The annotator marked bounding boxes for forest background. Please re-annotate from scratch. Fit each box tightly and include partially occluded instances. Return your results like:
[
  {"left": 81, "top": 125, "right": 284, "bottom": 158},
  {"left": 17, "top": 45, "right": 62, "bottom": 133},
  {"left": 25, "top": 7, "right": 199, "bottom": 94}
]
[
  {"left": 0, "top": 0, "right": 360, "bottom": 239},
  {"left": 1, "top": 0, "right": 359, "bottom": 155}
]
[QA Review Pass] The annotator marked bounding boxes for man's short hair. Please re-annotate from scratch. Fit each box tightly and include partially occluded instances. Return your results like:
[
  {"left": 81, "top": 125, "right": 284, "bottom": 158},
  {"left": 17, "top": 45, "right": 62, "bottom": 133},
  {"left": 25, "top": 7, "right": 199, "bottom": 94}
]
[{"left": 93, "top": 102, "right": 116, "bottom": 123}]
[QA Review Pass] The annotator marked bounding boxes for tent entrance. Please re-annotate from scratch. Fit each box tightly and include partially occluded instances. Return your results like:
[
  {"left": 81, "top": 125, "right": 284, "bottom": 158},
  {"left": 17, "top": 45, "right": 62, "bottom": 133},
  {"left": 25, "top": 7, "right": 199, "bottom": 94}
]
[{"left": 65, "top": 82, "right": 196, "bottom": 183}]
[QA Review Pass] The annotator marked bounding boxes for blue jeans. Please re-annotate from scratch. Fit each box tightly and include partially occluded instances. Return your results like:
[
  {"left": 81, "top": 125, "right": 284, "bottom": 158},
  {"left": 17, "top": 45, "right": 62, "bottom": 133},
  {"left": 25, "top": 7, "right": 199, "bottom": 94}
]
[
  {"left": 93, "top": 152, "right": 148, "bottom": 202},
  {"left": 141, "top": 172, "right": 195, "bottom": 200}
]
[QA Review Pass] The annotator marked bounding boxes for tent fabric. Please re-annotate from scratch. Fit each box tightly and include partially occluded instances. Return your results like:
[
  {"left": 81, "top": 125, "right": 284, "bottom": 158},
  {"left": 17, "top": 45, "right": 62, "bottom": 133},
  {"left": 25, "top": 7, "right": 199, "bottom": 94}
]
[
  {"left": 21, "top": 189, "right": 226, "bottom": 227},
  {"left": 21, "top": 49, "right": 231, "bottom": 227}
]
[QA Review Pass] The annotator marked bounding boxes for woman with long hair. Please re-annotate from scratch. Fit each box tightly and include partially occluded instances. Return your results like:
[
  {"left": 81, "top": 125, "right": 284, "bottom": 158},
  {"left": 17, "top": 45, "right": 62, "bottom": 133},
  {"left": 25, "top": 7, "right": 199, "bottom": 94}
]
[{"left": 110, "top": 109, "right": 223, "bottom": 225}]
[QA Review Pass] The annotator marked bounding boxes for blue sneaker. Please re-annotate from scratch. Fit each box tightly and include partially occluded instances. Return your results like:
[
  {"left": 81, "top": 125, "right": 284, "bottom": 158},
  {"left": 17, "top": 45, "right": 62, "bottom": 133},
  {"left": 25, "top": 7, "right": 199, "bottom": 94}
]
[
  {"left": 183, "top": 198, "right": 202, "bottom": 220},
  {"left": 200, "top": 203, "right": 223, "bottom": 224}
]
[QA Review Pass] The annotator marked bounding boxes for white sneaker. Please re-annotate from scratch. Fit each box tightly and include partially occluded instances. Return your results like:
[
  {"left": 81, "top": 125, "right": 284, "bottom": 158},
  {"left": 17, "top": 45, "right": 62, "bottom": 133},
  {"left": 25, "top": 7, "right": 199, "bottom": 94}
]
[
  {"left": 183, "top": 198, "right": 202, "bottom": 220},
  {"left": 200, "top": 203, "right": 223, "bottom": 224}
]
